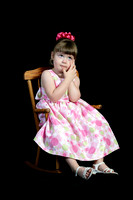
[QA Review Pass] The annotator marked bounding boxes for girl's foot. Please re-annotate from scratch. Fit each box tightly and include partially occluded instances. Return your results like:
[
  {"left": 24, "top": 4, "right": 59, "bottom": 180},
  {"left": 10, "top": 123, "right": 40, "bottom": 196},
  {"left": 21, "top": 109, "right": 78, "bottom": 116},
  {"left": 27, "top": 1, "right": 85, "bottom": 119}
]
[
  {"left": 92, "top": 162, "right": 118, "bottom": 174},
  {"left": 75, "top": 166, "right": 94, "bottom": 179}
]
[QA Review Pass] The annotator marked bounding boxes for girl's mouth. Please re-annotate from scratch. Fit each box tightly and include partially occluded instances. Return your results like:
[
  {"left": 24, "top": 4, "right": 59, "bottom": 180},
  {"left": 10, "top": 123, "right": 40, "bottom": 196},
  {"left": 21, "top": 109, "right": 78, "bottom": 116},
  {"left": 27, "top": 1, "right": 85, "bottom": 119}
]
[{"left": 60, "top": 65, "right": 68, "bottom": 68}]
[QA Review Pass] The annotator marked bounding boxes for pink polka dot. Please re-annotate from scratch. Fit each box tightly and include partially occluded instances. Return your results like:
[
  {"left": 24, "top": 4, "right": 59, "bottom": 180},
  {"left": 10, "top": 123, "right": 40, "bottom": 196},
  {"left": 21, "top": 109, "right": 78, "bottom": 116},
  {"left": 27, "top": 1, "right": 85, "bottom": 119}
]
[
  {"left": 89, "top": 146, "right": 96, "bottom": 154},
  {"left": 106, "top": 138, "right": 111, "bottom": 146},
  {"left": 86, "top": 105, "right": 94, "bottom": 111},
  {"left": 52, "top": 118, "right": 60, "bottom": 125},
  {"left": 85, "top": 147, "right": 89, "bottom": 152},
  {"left": 108, "top": 127, "right": 112, "bottom": 132},
  {"left": 103, "top": 137, "right": 111, "bottom": 146},
  {"left": 51, "top": 138, "right": 59, "bottom": 146},
  {"left": 72, "top": 145, "right": 78, "bottom": 153},
  {"left": 63, "top": 153, "right": 67, "bottom": 157},
  {"left": 95, "top": 120, "right": 102, "bottom": 126},
  {"left": 82, "top": 109, "right": 88, "bottom": 117}
]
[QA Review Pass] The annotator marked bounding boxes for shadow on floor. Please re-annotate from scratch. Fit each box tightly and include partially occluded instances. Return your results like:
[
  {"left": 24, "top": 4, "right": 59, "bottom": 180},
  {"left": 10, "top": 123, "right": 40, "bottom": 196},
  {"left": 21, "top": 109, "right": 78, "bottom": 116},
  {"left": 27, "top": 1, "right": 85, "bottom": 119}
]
[{"left": 13, "top": 161, "right": 123, "bottom": 198}]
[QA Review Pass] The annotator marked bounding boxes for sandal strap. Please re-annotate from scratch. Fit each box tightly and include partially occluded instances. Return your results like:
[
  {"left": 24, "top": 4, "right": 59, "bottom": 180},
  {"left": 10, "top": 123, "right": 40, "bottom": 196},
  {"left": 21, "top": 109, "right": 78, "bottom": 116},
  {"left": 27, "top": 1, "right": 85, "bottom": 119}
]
[
  {"left": 75, "top": 166, "right": 81, "bottom": 176},
  {"left": 75, "top": 166, "right": 93, "bottom": 179},
  {"left": 103, "top": 167, "right": 113, "bottom": 173},
  {"left": 93, "top": 162, "right": 104, "bottom": 170},
  {"left": 83, "top": 167, "right": 92, "bottom": 179}
]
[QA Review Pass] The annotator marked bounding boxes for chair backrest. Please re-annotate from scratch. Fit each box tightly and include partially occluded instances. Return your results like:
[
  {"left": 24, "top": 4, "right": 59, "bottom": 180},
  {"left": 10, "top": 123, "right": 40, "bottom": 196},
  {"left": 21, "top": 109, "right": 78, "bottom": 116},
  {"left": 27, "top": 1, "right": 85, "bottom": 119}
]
[
  {"left": 24, "top": 66, "right": 50, "bottom": 81},
  {"left": 24, "top": 67, "right": 51, "bottom": 131}
]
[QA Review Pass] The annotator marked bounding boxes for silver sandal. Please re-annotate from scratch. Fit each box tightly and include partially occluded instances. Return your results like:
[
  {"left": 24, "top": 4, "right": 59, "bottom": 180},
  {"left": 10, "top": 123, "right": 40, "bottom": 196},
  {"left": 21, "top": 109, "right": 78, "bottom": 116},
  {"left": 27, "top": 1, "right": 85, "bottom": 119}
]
[
  {"left": 93, "top": 162, "right": 118, "bottom": 175},
  {"left": 75, "top": 166, "right": 94, "bottom": 180}
]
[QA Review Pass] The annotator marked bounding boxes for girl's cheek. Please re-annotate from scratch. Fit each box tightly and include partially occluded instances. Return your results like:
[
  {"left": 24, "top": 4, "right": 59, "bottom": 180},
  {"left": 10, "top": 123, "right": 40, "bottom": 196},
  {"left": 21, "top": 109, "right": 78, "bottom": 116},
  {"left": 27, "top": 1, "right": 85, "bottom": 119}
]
[
  {"left": 54, "top": 59, "right": 59, "bottom": 67},
  {"left": 70, "top": 60, "right": 74, "bottom": 66}
]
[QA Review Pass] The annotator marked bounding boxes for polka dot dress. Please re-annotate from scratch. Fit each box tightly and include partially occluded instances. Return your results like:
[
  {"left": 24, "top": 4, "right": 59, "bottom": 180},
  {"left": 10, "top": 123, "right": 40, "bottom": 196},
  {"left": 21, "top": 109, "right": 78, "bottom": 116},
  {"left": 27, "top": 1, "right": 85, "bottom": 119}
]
[{"left": 34, "top": 70, "right": 119, "bottom": 161}]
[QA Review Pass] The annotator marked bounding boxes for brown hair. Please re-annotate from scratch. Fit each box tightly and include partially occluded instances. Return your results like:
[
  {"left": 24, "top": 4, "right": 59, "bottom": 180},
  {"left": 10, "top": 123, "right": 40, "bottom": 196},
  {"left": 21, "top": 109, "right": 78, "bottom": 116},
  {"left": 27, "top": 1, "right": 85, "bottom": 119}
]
[{"left": 52, "top": 38, "right": 78, "bottom": 60}]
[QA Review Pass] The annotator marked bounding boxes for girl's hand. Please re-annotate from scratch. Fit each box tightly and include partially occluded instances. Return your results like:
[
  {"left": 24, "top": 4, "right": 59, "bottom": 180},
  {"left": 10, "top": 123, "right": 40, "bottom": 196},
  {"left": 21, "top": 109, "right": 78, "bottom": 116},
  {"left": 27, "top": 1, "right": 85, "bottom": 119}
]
[{"left": 63, "top": 64, "right": 77, "bottom": 83}]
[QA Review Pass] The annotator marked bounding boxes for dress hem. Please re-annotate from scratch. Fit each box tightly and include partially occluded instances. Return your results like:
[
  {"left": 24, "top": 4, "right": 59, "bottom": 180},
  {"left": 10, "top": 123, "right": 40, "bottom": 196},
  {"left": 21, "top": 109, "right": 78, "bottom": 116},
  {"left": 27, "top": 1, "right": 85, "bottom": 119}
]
[{"left": 34, "top": 139, "right": 120, "bottom": 162}]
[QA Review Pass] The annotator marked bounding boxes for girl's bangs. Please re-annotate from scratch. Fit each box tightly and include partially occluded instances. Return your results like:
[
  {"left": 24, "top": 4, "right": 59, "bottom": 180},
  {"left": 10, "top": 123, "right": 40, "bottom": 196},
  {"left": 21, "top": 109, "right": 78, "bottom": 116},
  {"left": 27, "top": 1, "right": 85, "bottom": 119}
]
[
  {"left": 54, "top": 39, "right": 78, "bottom": 59},
  {"left": 57, "top": 46, "right": 76, "bottom": 57}
]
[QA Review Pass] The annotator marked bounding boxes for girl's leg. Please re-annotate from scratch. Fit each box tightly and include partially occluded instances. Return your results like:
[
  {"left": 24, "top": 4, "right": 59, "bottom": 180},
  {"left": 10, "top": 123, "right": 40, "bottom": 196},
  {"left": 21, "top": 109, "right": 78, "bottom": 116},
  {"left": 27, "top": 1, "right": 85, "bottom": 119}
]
[
  {"left": 93, "top": 158, "right": 103, "bottom": 165},
  {"left": 65, "top": 157, "right": 92, "bottom": 178},
  {"left": 93, "top": 157, "right": 114, "bottom": 172},
  {"left": 65, "top": 157, "right": 79, "bottom": 172}
]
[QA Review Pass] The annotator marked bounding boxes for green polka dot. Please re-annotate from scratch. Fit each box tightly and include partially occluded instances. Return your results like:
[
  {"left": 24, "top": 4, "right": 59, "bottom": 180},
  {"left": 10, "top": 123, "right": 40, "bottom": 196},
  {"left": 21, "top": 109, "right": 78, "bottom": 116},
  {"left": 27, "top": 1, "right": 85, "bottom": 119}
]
[
  {"left": 114, "top": 139, "right": 118, "bottom": 145},
  {"left": 100, "top": 131, "right": 104, "bottom": 135},
  {"left": 83, "top": 141, "right": 88, "bottom": 146},
  {"left": 50, "top": 126, "right": 54, "bottom": 131},
  {"left": 62, "top": 144, "right": 68, "bottom": 151},
  {"left": 80, "top": 153, "right": 85, "bottom": 159},
  {"left": 100, "top": 145, "right": 105, "bottom": 151},
  {"left": 89, "top": 127, "right": 95, "bottom": 133},
  {"left": 67, "top": 117, "right": 72, "bottom": 123},
  {"left": 45, "top": 142, "right": 49, "bottom": 147},
  {"left": 76, "top": 136, "right": 80, "bottom": 142},
  {"left": 57, "top": 114, "right": 63, "bottom": 120},
  {"left": 96, "top": 113, "right": 101, "bottom": 117},
  {"left": 65, "top": 90, "right": 68, "bottom": 95},
  {"left": 68, "top": 104, "right": 72, "bottom": 109},
  {"left": 88, "top": 117, "right": 91, "bottom": 122},
  {"left": 37, "top": 92, "right": 42, "bottom": 98},
  {"left": 71, "top": 135, "right": 75, "bottom": 140},
  {"left": 53, "top": 76, "right": 58, "bottom": 80},
  {"left": 64, "top": 127, "right": 69, "bottom": 131},
  {"left": 70, "top": 154, "right": 75, "bottom": 158}
]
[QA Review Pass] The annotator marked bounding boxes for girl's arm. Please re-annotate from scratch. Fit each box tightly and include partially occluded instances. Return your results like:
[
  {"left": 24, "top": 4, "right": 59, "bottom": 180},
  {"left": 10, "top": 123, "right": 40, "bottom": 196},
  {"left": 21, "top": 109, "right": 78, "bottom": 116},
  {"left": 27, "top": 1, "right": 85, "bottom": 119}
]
[
  {"left": 68, "top": 76, "right": 81, "bottom": 102},
  {"left": 41, "top": 70, "right": 70, "bottom": 103},
  {"left": 41, "top": 67, "right": 77, "bottom": 103}
]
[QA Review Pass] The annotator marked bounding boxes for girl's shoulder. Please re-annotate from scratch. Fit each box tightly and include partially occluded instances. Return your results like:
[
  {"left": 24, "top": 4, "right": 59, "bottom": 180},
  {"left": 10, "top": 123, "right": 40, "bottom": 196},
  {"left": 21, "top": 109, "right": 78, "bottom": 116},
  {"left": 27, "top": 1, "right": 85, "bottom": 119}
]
[
  {"left": 41, "top": 69, "right": 59, "bottom": 82},
  {"left": 41, "top": 69, "right": 59, "bottom": 88},
  {"left": 41, "top": 69, "right": 53, "bottom": 80},
  {"left": 41, "top": 69, "right": 56, "bottom": 77},
  {"left": 41, "top": 69, "right": 53, "bottom": 85},
  {"left": 41, "top": 69, "right": 52, "bottom": 76}
]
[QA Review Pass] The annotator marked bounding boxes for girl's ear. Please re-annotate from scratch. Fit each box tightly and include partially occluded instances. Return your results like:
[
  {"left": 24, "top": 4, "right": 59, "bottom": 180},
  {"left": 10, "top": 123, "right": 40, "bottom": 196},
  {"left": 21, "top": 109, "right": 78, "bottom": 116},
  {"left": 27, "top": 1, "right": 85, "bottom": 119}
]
[
  {"left": 50, "top": 51, "right": 54, "bottom": 65},
  {"left": 51, "top": 51, "right": 54, "bottom": 60}
]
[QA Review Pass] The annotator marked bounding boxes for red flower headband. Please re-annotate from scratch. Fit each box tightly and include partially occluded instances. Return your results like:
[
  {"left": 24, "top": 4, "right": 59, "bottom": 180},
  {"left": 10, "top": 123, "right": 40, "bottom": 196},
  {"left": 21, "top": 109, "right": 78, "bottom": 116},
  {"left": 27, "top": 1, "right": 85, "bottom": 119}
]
[{"left": 56, "top": 32, "right": 75, "bottom": 41}]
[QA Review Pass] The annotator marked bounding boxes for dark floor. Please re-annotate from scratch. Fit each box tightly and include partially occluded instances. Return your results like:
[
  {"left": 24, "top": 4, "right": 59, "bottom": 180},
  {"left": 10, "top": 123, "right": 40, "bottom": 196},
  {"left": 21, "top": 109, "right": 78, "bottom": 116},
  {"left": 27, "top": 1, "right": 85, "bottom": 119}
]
[{"left": 9, "top": 154, "right": 126, "bottom": 199}]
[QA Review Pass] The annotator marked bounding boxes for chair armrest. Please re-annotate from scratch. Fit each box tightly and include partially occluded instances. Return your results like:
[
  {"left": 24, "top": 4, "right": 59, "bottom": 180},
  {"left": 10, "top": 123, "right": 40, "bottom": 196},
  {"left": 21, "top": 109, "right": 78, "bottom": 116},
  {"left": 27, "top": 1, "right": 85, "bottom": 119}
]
[
  {"left": 34, "top": 108, "right": 50, "bottom": 113},
  {"left": 91, "top": 105, "right": 102, "bottom": 109},
  {"left": 34, "top": 106, "right": 101, "bottom": 113}
]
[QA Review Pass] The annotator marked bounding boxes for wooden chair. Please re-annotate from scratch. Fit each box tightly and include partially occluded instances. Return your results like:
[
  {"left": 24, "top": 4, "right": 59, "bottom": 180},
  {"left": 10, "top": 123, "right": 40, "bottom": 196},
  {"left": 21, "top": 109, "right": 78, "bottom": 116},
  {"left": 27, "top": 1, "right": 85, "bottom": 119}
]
[{"left": 24, "top": 66, "right": 102, "bottom": 173}]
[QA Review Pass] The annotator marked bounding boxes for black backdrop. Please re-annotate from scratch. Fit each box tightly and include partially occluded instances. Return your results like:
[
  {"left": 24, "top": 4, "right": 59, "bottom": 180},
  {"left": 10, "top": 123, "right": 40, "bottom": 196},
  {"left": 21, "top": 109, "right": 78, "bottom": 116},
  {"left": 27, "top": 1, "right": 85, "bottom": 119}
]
[{"left": 8, "top": 13, "right": 127, "bottom": 196}]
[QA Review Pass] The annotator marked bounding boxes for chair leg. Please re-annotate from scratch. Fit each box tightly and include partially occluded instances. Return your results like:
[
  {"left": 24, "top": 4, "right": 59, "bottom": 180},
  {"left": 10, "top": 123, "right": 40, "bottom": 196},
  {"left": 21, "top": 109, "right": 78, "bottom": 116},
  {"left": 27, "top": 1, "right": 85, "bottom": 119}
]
[
  {"left": 35, "top": 146, "right": 41, "bottom": 166},
  {"left": 35, "top": 147, "right": 60, "bottom": 170},
  {"left": 25, "top": 147, "right": 62, "bottom": 174},
  {"left": 56, "top": 156, "right": 60, "bottom": 170}
]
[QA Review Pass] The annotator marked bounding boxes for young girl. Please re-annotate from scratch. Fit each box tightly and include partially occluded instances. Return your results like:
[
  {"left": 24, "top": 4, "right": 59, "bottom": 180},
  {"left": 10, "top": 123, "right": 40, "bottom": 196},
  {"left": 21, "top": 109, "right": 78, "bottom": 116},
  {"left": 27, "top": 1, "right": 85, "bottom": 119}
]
[{"left": 34, "top": 32, "right": 120, "bottom": 180}]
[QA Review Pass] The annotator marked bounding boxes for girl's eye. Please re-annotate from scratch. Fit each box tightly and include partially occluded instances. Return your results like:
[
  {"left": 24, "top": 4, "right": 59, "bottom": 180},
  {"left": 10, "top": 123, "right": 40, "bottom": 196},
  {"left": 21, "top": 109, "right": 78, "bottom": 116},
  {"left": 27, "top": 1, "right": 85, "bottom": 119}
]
[
  {"left": 59, "top": 54, "right": 63, "bottom": 58},
  {"left": 68, "top": 56, "right": 72, "bottom": 60}
]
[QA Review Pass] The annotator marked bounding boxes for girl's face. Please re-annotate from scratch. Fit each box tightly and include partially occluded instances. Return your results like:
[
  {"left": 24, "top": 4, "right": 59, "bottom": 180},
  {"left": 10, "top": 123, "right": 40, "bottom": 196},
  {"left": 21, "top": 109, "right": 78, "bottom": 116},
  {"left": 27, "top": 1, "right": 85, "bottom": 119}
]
[{"left": 52, "top": 52, "right": 75, "bottom": 73}]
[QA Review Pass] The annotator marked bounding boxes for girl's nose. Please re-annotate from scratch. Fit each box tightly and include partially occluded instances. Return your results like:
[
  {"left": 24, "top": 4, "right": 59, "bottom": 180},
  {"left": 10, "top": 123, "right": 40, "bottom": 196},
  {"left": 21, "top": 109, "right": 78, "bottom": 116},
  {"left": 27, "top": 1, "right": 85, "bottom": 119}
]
[{"left": 62, "top": 57, "right": 67, "bottom": 63}]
